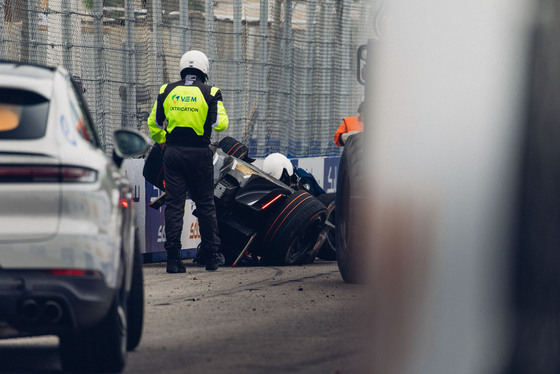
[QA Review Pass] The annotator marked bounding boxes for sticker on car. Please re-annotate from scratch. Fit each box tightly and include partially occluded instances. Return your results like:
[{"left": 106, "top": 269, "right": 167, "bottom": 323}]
[{"left": 60, "top": 115, "right": 77, "bottom": 146}]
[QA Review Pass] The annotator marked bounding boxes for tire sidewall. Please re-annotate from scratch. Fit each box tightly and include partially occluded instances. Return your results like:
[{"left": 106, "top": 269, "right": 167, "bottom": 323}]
[
  {"left": 335, "top": 133, "right": 366, "bottom": 283},
  {"left": 263, "top": 190, "right": 327, "bottom": 265},
  {"left": 127, "top": 232, "right": 144, "bottom": 351}
]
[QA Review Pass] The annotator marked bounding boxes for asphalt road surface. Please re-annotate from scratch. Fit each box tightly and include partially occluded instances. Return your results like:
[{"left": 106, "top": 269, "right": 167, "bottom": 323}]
[{"left": 0, "top": 260, "right": 371, "bottom": 374}]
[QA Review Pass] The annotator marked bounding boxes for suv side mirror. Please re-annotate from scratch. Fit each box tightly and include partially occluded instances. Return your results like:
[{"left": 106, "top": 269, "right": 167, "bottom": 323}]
[
  {"left": 112, "top": 129, "right": 152, "bottom": 167},
  {"left": 357, "top": 44, "right": 368, "bottom": 86}
]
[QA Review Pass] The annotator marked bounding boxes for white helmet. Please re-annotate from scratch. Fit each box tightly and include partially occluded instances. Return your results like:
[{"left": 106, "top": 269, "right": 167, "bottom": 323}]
[
  {"left": 263, "top": 153, "right": 294, "bottom": 182},
  {"left": 180, "top": 50, "right": 209, "bottom": 78}
]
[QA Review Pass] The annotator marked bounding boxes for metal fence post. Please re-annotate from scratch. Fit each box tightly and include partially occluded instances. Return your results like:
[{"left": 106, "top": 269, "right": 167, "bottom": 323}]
[
  {"left": 257, "top": 0, "right": 268, "bottom": 156},
  {"left": 153, "top": 0, "right": 163, "bottom": 85},
  {"left": 180, "top": 0, "right": 190, "bottom": 54},
  {"left": 93, "top": 0, "right": 106, "bottom": 147},
  {"left": 282, "top": 0, "right": 293, "bottom": 154},
  {"left": 300, "top": 0, "right": 316, "bottom": 156},
  {"left": 124, "top": 0, "right": 137, "bottom": 130},
  {"left": 312, "top": 0, "right": 334, "bottom": 156},
  {"left": 205, "top": 0, "right": 216, "bottom": 84},
  {"left": 0, "top": 0, "right": 4, "bottom": 59},
  {"left": 266, "top": 0, "right": 282, "bottom": 152},
  {"left": 233, "top": 0, "right": 243, "bottom": 140},
  {"left": 62, "top": 0, "right": 72, "bottom": 71},
  {"left": 27, "top": 0, "right": 39, "bottom": 63},
  {"left": 47, "top": 0, "right": 60, "bottom": 66},
  {"left": 326, "top": 0, "right": 352, "bottom": 156}
]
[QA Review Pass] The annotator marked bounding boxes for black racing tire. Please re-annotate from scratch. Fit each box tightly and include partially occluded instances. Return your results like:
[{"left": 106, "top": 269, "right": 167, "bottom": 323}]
[
  {"left": 59, "top": 290, "right": 128, "bottom": 373},
  {"left": 262, "top": 190, "right": 327, "bottom": 265},
  {"left": 336, "top": 132, "right": 366, "bottom": 283},
  {"left": 217, "top": 136, "right": 253, "bottom": 162},
  {"left": 316, "top": 193, "right": 337, "bottom": 261},
  {"left": 127, "top": 232, "right": 144, "bottom": 351},
  {"left": 217, "top": 136, "right": 243, "bottom": 156}
]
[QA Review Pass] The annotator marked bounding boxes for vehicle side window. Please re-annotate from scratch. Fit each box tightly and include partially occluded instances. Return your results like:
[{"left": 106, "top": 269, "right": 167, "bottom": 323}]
[
  {"left": 67, "top": 80, "right": 100, "bottom": 148},
  {"left": 0, "top": 88, "right": 49, "bottom": 139}
]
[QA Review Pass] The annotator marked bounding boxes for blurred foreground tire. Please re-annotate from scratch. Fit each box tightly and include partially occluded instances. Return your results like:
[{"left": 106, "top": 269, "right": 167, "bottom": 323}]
[
  {"left": 127, "top": 232, "right": 144, "bottom": 351},
  {"left": 336, "top": 132, "right": 366, "bottom": 283},
  {"left": 59, "top": 293, "right": 127, "bottom": 373}
]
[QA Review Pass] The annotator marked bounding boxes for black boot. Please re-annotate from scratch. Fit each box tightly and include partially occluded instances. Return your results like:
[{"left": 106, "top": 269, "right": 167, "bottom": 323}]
[
  {"left": 166, "top": 249, "right": 186, "bottom": 274},
  {"left": 205, "top": 251, "right": 225, "bottom": 271},
  {"left": 193, "top": 244, "right": 206, "bottom": 266}
]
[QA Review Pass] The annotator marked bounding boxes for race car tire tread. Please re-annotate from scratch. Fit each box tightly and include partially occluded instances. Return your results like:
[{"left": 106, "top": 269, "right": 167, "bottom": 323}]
[
  {"left": 263, "top": 190, "right": 327, "bottom": 265},
  {"left": 265, "top": 192, "right": 316, "bottom": 243}
]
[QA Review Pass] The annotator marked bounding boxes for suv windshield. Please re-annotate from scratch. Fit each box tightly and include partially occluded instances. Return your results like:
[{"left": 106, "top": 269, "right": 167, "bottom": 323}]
[{"left": 0, "top": 88, "right": 49, "bottom": 139}]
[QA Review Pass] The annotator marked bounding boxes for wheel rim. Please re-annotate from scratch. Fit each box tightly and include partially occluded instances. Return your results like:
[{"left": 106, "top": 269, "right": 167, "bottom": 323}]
[
  {"left": 325, "top": 210, "right": 336, "bottom": 251},
  {"left": 287, "top": 216, "right": 324, "bottom": 263}
]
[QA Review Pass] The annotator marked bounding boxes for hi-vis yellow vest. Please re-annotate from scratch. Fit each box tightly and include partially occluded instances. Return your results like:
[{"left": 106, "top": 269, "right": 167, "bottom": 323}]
[{"left": 147, "top": 79, "right": 228, "bottom": 145}]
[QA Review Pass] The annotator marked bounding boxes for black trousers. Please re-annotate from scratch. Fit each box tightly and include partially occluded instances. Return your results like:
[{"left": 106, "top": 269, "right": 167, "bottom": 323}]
[{"left": 163, "top": 145, "right": 220, "bottom": 254}]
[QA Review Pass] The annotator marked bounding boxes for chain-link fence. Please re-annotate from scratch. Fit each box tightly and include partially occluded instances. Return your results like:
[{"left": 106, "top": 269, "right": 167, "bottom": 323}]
[{"left": 1, "top": 0, "right": 376, "bottom": 157}]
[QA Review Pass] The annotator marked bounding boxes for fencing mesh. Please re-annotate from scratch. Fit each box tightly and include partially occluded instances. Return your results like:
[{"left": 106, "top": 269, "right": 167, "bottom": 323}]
[{"left": 1, "top": 0, "right": 377, "bottom": 157}]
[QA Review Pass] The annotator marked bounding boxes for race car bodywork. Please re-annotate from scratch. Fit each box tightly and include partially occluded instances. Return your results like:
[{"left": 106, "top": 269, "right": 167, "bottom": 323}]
[{"left": 212, "top": 148, "right": 328, "bottom": 265}]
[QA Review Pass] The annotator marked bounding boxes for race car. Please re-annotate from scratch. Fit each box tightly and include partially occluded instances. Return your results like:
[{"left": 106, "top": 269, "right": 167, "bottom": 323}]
[
  {"left": 143, "top": 138, "right": 328, "bottom": 266},
  {"left": 0, "top": 61, "right": 150, "bottom": 372}
]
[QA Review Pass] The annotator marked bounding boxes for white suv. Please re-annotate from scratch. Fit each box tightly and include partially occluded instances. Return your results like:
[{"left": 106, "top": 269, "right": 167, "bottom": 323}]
[{"left": 0, "top": 61, "right": 149, "bottom": 372}]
